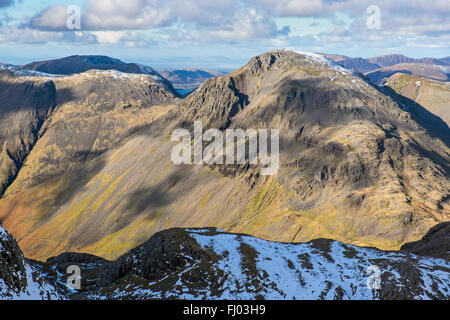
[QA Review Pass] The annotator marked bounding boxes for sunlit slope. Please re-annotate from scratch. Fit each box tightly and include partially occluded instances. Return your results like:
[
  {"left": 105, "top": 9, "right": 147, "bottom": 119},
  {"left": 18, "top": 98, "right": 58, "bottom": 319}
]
[
  {"left": 3, "top": 70, "right": 177, "bottom": 195},
  {"left": 1, "top": 50, "right": 448, "bottom": 261}
]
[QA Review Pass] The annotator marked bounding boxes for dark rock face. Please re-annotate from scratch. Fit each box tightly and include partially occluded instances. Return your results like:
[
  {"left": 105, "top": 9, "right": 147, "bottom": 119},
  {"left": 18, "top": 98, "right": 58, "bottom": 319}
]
[
  {"left": 0, "top": 225, "right": 64, "bottom": 299},
  {"left": 58, "top": 228, "right": 449, "bottom": 300},
  {"left": 0, "top": 77, "right": 56, "bottom": 196},
  {"left": 43, "top": 252, "right": 108, "bottom": 294},
  {"left": 179, "top": 76, "right": 249, "bottom": 130},
  {"left": 46, "top": 252, "right": 107, "bottom": 265},
  {"left": 1, "top": 225, "right": 448, "bottom": 300},
  {"left": 401, "top": 222, "right": 450, "bottom": 260},
  {"left": 98, "top": 228, "right": 217, "bottom": 288},
  {"left": 0, "top": 226, "right": 27, "bottom": 295}
]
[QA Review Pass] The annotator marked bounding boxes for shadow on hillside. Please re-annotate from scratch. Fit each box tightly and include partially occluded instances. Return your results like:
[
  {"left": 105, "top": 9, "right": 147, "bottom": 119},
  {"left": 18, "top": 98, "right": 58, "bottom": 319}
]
[
  {"left": 400, "top": 221, "right": 450, "bottom": 260},
  {"left": 0, "top": 78, "right": 76, "bottom": 115},
  {"left": 120, "top": 166, "right": 193, "bottom": 225},
  {"left": 379, "top": 85, "right": 450, "bottom": 148},
  {"left": 366, "top": 70, "right": 413, "bottom": 84},
  {"left": 0, "top": 78, "right": 76, "bottom": 198},
  {"left": 35, "top": 155, "right": 107, "bottom": 222}
]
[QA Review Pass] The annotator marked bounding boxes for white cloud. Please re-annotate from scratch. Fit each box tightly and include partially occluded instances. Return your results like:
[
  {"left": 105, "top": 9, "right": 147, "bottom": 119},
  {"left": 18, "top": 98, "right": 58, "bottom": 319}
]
[
  {"left": 0, "top": 0, "right": 447, "bottom": 55},
  {"left": 84, "top": 0, "right": 173, "bottom": 30},
  {"left": 91, "top": 31, "right": 126, "bottom": 44},
  {"left": 28, "top": 5, "right": 68, "bottom": 31},
  {"left": 183, "top": 8, "right": 289, "bottom": 42},
  {"left": 258, "top": 0, "right": 331, "bottom": 17}
]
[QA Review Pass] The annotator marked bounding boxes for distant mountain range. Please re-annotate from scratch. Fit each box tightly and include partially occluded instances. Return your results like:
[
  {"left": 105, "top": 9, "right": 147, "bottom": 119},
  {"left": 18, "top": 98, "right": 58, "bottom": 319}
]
[
  {"left": 367, "top": 63, "right": 450, "bottom": 84},
  {"left": 15, "top": 53, "right": 450, "bottom": 88},
  {"left": 321, "top": 53, "right": 450, "bottom": 84},
  {"left": 334, "top": 57, "right": 381, "bottom": 73}
]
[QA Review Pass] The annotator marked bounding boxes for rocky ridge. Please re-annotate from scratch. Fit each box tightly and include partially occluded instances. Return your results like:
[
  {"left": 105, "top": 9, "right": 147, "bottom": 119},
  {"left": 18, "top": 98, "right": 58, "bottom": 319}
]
[{"left": 1, "top": 224, "right": 448, "bottom": 300}]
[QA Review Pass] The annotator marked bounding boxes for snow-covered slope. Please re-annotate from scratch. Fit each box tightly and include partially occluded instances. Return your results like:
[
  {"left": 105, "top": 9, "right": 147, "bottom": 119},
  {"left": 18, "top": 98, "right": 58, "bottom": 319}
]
[
  {"left": 0, "top": 63, "right": 165, "bottom": 83},
  {"left": 88, "top": 228, "right": 450, "bottom": 300},
  {"left": 0, "top": 64, "right": 61, "bottom": 78},
  {"left": 0, "top": 226, "right": 64, "bottom": 300},
  {"left": 20, "top": 55, "right": 168, "bottom": 81},
  {"left": 276, "top": 49, "right": 361, "bottom": 77},
  {"left": 0, "top": 59, "right": 172, "bottom": 89},
  {"left": 1, "top": 226, "right": 448, "bottom": 300}
]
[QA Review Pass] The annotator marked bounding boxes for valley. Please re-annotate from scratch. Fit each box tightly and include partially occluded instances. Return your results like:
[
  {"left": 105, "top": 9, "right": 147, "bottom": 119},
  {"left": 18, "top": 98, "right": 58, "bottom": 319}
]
[{"left": 0, "top": 50, "right": 448, "bottom": 300}]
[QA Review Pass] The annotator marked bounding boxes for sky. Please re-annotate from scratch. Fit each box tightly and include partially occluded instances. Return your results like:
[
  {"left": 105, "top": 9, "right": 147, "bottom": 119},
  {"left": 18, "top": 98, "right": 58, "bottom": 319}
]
[{"left": 0, "top": 0, "right": 449, "bottom": 69}]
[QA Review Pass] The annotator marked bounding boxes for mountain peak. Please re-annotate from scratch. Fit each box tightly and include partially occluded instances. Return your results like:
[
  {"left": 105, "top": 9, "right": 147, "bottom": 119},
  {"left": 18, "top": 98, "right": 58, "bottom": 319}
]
[
  {"left": 241, "top": 49, "right": 358, "bottom": 79},
  {"left": 21, "top": 55, "right": 164, "bottom": 79}
]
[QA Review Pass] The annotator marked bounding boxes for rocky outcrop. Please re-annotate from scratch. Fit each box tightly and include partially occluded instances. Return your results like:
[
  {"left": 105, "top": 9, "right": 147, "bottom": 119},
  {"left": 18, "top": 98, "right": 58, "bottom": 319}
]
[
  {"left": 401, "top": 222, "right": 449, "bottom": 260},
  {"left": 2, "top": 226, "right": 448, "bottom": 300},
  {"left": 98, "top": 228, "right": 215, "bottom": 288},
  {"left": 75, "top": 228, "right": 450, "bottom": 300},
  {"left": 0, "top": 225, "right": 63, "bottom": 299}
]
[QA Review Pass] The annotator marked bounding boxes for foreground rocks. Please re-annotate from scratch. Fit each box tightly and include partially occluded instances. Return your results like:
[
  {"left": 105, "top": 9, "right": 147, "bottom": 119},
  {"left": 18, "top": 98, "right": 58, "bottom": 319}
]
[
  {"left": 0, "top": 225, "right": 64, "bottom": 299},
  {"left": 2, "top": 224, "right": 448, "bottom": 300}
]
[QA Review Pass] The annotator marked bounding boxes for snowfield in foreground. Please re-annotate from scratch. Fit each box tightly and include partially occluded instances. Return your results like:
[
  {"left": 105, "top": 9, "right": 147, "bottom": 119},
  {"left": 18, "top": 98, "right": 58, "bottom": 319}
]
[
  {"left": 1, "top": 225, "right": 449, "bottom": 300},
  {"left": 88, "top": 228, "right": 449, "bottom": 300}
]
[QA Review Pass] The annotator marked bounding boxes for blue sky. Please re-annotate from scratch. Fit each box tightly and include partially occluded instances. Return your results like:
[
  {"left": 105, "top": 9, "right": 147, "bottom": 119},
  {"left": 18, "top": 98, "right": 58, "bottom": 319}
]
[{"left": 0, "top": 0, "right": 449, "bottom": 69}]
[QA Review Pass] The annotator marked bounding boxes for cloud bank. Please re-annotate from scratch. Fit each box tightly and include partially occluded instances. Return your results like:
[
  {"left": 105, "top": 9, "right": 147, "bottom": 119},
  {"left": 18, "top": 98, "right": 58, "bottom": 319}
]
[{"left": 1, "top": 0, "right": 448, "bottom": 57}]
